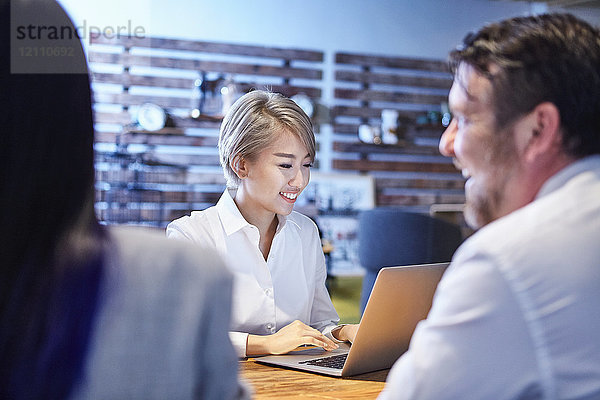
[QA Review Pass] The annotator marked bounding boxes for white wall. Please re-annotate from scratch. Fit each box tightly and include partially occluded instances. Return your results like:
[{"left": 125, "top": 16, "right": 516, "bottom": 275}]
[
  {"left": 59, "top": 0, "right": 600, "bottom": 174},
  {"left": 57, "top": 0, "right": 600, "bottom": 59},
  {"left": 57, "top": 0, "right": 531, "bottom": 58},
  {"left": 57, "top": 0, "right": 600, "bottom": 106}
]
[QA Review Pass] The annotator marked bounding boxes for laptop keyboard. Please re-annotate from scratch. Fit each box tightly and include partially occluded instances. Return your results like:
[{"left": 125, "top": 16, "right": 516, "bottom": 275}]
[{"left": 299, "top": 353, "right": 348, "bottom": 369}]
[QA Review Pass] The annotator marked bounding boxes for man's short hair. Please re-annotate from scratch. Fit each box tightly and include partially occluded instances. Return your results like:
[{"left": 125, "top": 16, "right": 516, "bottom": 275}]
[
  {"left": 449, "top": 13, "right": 600, "bottom": 157},
  {"left": 218, "top": 90, "right": 315, "bottom": 189}
]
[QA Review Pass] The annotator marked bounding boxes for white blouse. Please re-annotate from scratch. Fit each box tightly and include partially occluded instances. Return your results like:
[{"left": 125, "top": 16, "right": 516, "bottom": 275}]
[{"left": 167, "top": 189, "right": 340, "bottom": 357}]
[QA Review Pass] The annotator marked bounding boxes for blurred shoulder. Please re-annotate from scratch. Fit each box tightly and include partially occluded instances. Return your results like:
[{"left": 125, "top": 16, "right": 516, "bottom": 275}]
[
  {"left": 74, "top": 226, "right": 234, "bottom": 399},
  {"left": 108, "top": 225, "right": 229, "bottom": 283}
]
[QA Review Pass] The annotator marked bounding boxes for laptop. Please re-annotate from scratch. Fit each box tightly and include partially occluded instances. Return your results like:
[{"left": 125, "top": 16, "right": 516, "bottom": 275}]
[{"left": 255, "top": 262, "right": 449, "bottom": 377}]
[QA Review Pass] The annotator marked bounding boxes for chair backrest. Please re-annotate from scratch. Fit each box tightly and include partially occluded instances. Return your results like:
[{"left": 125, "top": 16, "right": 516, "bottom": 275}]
[
  {"left": 358, "top": 208, "right": 462, "bottom": 271},
  {"left": 357, "top": 208, "right": 463, "bottom": 313}
]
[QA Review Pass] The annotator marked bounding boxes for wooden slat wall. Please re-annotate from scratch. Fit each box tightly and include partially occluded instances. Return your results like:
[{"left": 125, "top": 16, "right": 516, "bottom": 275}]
[
  {"left": 91, "top": 35, "right": 324, "bottom": 226},
  {"left": 332, "top": 52, "right": 464, "bottom": 210}
]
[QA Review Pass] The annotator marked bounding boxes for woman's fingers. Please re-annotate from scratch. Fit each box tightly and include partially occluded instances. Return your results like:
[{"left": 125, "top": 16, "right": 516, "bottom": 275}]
[
  {"left": 298, "top": 324, "right": 338, "bottom": 350},
  {"left": 280, "top": 320, "right": 338, "bottom": 351},
  {"left": 300, "top": 335, "right": 336, "bottom": 350},
  {"left": 333, "top": 324, "right": 359, "bottom": 343},
  {"left": 307, "top": 337, "right": 338, "bottom": 351}
]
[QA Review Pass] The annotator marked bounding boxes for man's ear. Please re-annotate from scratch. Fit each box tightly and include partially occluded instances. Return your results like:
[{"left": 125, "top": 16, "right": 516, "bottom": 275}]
[
  {"left": 521, "top": 102, "right": 562, "bottom": 164},
  {"left": 231, "top": 155, "right": 249, "bottom": 179}
]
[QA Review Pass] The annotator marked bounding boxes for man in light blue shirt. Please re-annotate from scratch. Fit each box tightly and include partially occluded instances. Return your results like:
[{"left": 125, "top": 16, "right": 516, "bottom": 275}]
[{"left": 380, "top": 14, "right": 600, "bottom": 400}]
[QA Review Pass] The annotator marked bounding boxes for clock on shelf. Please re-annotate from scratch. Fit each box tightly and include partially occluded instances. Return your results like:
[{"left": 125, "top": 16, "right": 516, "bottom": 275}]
[{"left": 136, "top": 103, "right": 167, "bottom": 132}]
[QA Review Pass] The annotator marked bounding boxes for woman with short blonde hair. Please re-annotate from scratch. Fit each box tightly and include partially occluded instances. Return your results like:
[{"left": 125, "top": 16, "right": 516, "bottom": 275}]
[
  {"left": 219, "top": 90, "right": 316, "bottom": 189},
  {"left": 169, "top": 90, "right": 358, "bottom": 357}
]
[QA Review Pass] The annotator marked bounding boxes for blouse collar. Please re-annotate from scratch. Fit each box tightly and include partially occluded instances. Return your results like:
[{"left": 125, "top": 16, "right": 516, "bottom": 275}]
[{"left": 216, "top": 189, "right": 289, "bottom": 236}]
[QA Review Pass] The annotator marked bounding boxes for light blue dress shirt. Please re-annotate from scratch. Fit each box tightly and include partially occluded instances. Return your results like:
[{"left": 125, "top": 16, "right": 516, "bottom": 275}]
[{"left": 380, "top": 156, "right": 600, "bottom": 400}]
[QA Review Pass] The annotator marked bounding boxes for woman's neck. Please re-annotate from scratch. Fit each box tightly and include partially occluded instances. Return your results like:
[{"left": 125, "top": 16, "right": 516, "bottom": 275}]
[{"left": 233, "top": 189, "right": 278, "bottom": 259}]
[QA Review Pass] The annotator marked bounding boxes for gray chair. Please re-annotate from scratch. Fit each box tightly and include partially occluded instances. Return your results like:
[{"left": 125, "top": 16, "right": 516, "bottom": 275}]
[{"left": 358, "top": 208, "right": 463, "bottom": 314}]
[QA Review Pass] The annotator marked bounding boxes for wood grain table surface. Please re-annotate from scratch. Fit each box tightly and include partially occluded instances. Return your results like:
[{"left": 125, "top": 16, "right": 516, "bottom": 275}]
[{"left": 240, "top": 358, "right": 388, "bottom": 399}]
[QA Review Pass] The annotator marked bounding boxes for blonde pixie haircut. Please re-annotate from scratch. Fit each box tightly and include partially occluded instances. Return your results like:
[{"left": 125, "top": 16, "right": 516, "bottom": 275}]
[{"left": 218, "top": 90, "right": 316, "bottom": 189}]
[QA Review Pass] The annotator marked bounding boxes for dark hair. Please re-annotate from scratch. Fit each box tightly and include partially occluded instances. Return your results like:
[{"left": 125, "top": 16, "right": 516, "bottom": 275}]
[
  {"left": 0, "top": 0, "right": 106, "bottom": 398},
  {"left": 449, "top": 13, "right": 600, "bottom": 158}
]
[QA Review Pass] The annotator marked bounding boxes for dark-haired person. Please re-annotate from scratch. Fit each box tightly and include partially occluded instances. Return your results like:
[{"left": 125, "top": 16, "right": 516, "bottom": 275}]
[
  {"left": 379, "top": 13, "right": 600, "bottom": 399},
  {"left": 0, "top": 1, "right": 248, "bottom": 399}
]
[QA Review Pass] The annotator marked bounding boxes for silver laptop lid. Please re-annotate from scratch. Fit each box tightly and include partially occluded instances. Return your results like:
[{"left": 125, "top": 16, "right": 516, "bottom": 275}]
[
  {"left": 342, "top": 262, "right": 449, "bottom": 376},
  {"left": 255, "top": 262, "right": 449, "bottom": 377}
]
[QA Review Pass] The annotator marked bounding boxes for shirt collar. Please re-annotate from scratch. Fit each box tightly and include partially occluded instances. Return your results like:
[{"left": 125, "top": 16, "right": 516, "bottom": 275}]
[
  {"left": 536, "top": 155, "right": 600, "bottom": 200},
  {"left": 216, "top": 189, "right": 292, "bottom": 236},
  {"left": 275, "top": 213, "right": 291, "bottom": 234}
]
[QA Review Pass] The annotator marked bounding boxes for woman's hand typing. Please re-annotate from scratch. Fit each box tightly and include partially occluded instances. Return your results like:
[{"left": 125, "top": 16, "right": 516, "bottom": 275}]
[
  {"left": 332, "top": 324, "right": 359, "bottom": 343},
  {"left": 246, "top": 320, "right": 338, "bottom": 356}
]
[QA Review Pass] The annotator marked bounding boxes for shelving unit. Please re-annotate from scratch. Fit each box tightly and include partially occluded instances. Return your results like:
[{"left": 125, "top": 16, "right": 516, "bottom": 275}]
[
  {"left": 90, "top": 35, "right": 325, "bottom": 226},
  {"left": 89, "top": 36, "right": 466, "bottom": 229},
  {"left": 332, "top": 51, "right": 465, "bottom": 210}
]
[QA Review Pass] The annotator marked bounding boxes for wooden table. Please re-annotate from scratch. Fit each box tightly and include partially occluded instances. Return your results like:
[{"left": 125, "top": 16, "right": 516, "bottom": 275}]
[{"left": 240, "top": 359, "right": 388, "bottom": 399}]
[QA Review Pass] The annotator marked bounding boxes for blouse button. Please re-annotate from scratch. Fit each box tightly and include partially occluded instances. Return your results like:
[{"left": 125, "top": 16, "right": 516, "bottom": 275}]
[{"left": 265, "top": 288, "right": 272, "bottom": 297}]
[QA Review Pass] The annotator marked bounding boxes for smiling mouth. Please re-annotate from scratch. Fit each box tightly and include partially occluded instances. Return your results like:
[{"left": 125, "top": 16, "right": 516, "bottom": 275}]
[
  {"left": 279, "top": 191, "right": 299, "bottom": 202},
  {"left": 452, "top": 158, "right": 471, "bottom": 179}
]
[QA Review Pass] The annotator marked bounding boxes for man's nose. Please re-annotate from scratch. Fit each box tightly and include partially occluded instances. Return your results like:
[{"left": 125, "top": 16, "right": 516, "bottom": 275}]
[{"left": 439, "top": 118, "right": 457, "bottom": 157}]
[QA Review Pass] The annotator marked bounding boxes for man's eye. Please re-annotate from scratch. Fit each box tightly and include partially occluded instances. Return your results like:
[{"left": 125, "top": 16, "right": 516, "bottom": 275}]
[
  {"left": 279, "top": 164, "right": 292, "bottom": 169},
  {"left": 303, "top": 162, "right": 313, "bottom": 168}
]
